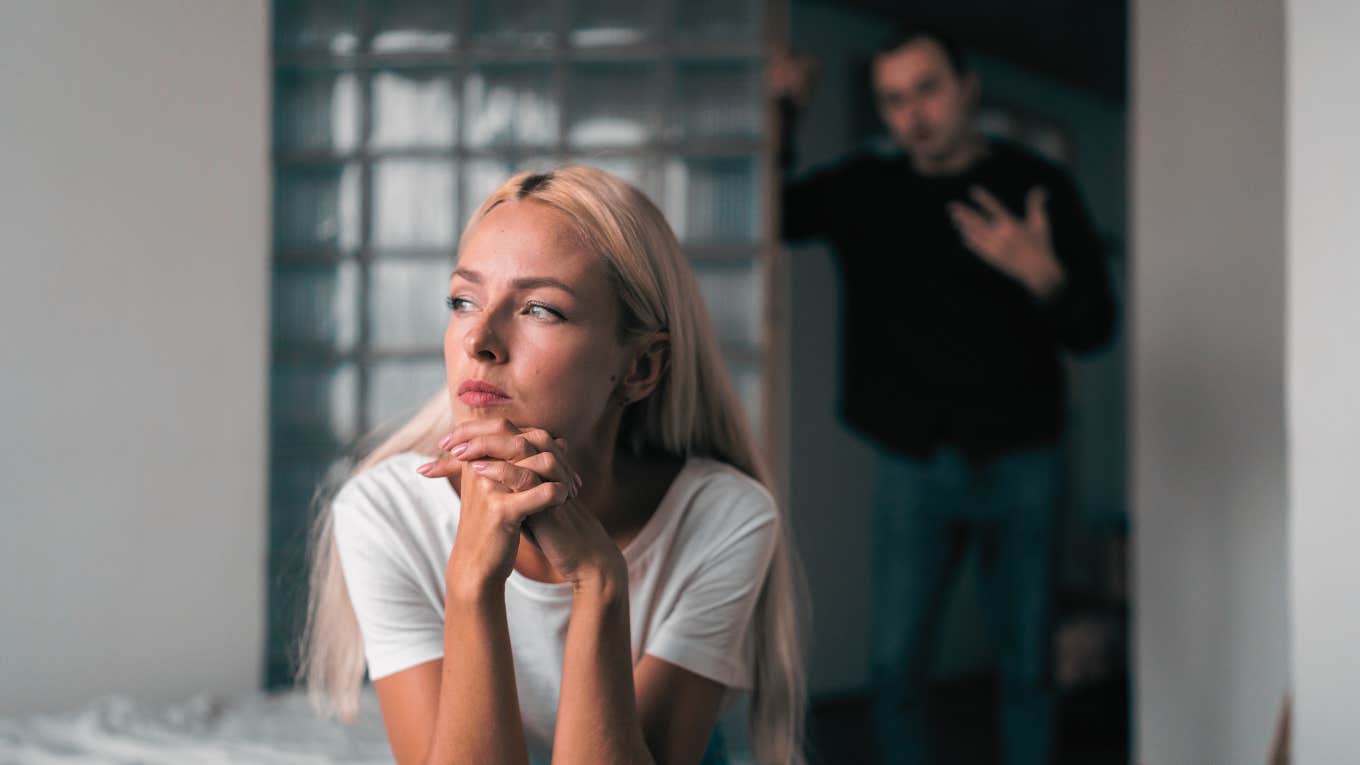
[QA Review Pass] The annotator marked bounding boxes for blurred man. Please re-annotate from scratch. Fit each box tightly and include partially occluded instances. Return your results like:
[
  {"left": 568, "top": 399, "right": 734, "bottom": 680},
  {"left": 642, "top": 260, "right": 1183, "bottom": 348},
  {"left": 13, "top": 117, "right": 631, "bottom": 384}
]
[{"left": 772, "top": 27, "right": 1115, "bottom": 765}]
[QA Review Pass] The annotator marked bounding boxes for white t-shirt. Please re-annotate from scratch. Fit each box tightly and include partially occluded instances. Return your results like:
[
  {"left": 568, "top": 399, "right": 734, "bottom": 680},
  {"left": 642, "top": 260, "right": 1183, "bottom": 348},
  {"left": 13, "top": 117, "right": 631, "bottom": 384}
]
[{"left": 331, "top": 451, "right": 778, "bottom": 762}]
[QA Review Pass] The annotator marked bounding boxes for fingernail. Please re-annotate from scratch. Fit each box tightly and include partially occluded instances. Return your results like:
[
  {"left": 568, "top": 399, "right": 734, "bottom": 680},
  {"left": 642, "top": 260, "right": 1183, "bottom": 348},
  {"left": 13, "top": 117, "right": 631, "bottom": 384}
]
[
  {"left": 472, "top": 461, "right": 492, "bottom": 473},
  {"left": 450, "top": 442, "right": 468, "bottom": 457},
  {"left": 438, "top": 434, "right": 455, "bottom": 450},
  {"left": 417, "top": 463, "right": 433, "bottom": 475}
]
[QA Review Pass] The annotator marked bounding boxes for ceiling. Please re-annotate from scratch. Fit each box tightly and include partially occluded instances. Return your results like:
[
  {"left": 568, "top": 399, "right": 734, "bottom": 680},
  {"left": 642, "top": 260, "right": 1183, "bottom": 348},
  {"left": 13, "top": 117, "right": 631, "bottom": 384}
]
[{"left": 808, "top": 0, "right": 1128, "bottom": 102}]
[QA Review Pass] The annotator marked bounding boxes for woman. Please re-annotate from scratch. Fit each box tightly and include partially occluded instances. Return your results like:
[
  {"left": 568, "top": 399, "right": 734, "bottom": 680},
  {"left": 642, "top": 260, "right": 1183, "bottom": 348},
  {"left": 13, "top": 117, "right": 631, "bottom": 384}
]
[{"left": 299, "top": 166, "right": 807, "bottom": 765}]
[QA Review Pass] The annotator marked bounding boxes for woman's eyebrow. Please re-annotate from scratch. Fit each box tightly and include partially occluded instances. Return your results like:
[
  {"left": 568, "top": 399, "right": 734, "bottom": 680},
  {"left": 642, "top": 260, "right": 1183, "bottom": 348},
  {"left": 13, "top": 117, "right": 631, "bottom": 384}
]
[
  {"left": 450, "top": 267, "right": 576, "bottom": 296},
  {"left": 510, "top": 276, "right": 576, "bottom": 296},
  {"left": 450, "top": 267, "right": 482, "bottom": 283}
]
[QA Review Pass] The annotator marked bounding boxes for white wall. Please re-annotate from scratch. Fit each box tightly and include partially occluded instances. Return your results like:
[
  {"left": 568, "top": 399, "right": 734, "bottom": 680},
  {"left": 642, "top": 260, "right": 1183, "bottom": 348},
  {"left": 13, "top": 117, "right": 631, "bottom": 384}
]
[
  {"left": 1132, "top": 0, "right": 1290, "bottom": 761},
  {"left": 1287, "top": 1, "right": 1360, "bottom": 761},
  {"left": 0, "top": 1, "right": 268, "bottom": 714}
]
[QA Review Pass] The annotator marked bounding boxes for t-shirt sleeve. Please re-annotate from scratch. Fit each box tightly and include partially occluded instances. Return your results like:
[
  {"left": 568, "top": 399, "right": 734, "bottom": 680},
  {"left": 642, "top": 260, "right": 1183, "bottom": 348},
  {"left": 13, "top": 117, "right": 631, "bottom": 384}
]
[
  {"left": 331, "top": 483, "right": 446, "bottom": 680},
  {"left": 644, "top": 479, "right": 780, "bottom": 690}
]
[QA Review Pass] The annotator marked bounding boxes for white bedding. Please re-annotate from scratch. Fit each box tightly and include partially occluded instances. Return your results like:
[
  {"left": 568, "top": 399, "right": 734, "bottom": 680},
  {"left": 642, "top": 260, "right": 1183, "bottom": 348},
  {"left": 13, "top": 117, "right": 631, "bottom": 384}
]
[{"left": 0, "top": 688, "right": 394, "bottom": 764}]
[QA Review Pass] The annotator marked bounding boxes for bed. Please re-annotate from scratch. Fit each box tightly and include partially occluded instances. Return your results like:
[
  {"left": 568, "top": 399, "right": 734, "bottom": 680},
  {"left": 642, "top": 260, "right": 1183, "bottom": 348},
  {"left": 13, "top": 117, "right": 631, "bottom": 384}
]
[{"left": 0, "top": 687, "right": 394, "bottom": 764}]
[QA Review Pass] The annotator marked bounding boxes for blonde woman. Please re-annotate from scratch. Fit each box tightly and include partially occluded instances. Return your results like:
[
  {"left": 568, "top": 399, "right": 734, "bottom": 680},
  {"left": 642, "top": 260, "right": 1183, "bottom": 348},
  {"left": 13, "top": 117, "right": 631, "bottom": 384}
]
[{"left": 299, "top": 166, "right": 807, "bottom": 765}]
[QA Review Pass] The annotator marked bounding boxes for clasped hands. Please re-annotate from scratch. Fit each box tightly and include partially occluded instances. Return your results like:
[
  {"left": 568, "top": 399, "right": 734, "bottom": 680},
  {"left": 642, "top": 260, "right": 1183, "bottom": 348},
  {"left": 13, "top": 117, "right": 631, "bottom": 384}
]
[{"left": 417, "top": 419, "right": 623, "bottom": 594}]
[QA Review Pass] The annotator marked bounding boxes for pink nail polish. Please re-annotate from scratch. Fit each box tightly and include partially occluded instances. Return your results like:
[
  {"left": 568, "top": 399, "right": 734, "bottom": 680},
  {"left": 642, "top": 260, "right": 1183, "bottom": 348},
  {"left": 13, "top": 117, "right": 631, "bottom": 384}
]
[
  {"left": 438, "top": 434, "right": 455, "bottom": 450},
  {"left": 471, "top": 461, "right": 488, "bottom": 472},
  {"left": 417, "top": 463, "right": 433, "bottom": 475},
  {"left": 450, "top": 442, "right": 468, "bottom": 457}
]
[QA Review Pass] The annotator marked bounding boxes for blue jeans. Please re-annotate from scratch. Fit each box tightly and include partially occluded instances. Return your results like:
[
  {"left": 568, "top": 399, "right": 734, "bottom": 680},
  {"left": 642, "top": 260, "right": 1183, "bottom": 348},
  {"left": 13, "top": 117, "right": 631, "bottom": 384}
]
[
  {"left": 700, "top": 726, "right": 728, "bottom": 765},
  {"left": 870, "top": 445, "right": 1062, "bottom": 765}
]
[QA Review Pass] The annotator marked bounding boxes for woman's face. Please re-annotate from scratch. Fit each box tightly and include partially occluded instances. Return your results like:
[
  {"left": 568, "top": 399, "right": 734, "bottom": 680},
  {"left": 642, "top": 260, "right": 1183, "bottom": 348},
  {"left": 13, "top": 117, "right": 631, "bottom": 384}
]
[{"left": 444, "top": 198, "right": 630, "bottom": 449}]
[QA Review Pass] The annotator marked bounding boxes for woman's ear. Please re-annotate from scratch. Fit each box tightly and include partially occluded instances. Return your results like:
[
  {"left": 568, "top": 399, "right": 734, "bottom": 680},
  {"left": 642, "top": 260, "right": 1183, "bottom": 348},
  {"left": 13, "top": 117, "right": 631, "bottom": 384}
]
[{"left": 620, "top": 333, "right": 671, "bottom": 405}]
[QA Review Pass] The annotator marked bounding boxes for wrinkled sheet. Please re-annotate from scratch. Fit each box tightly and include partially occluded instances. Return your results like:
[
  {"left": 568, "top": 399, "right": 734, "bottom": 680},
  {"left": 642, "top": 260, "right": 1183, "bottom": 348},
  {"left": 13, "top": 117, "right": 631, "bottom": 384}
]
[{"left": 0, "top": 688, "right": 393, "bottom": 764}]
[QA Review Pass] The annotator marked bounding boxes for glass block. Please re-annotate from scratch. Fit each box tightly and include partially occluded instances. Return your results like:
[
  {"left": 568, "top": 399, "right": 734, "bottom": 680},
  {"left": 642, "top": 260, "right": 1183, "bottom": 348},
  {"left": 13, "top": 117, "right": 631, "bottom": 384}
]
[
  {"left": 693, "top": 260, "right": 763, "bottom": 348},
  {"left": 674, "top": 0, "right": 759, "bottom": 40},
  {"left": 271, "top": 260, "right": 359, "bottom": 351},
  {"left": 269, "top": 457, "right": 348, "bottom": 543},
  {"left": 570, "top": 0, "right": 656, "bottom": 46},
  {"left": 463, "top": 65, "right": 559, "bottom": 148},
  {"left": 674, "top": 61, "right": 761, "bottom": 140},
  {"left": 271, "top": 363, "right": 358, "bottom": 448},
  {"left": 369, "top": 0, "right": 457, "bottom": 51},
  {"left": 462, "top": 157, "right": 516, "bottom": 227},
  {"left": 567, "top": 63, "right": 660, "bottom": 148},
  {"left": 274, "top": 68, "right": 359, "bottom": 152},
  {"left": 460, "top": 156, "right": 562, "bottom": 230},
  {"left": 370, "top": 259, "right": 454, "bottom": 350},
  {"left": 565, "top": 155, "right": 661, "bottom": 206},
  {"left": 270, "top": 458, "right": 345, "bottom": 517},
  {"left": 372, "top": 159, "right": 457, "bottom": 249},
  {"left": 662, "top": 156, "right": 758, "bottom": 242},
  {"left": 370, "top": 69, "right": 457, "bottom": 149},
  {"left": 274, "top": 163, "right": 361, "bottom": 251},
  {"left": 470, "top": 0, "right": 557, "bottom": 48},
  {"left": 275, "top": 0, "right": 359, "bottom": 53},
  {"left": 368, "top": 357, "right": 448, "bottom": 429}
]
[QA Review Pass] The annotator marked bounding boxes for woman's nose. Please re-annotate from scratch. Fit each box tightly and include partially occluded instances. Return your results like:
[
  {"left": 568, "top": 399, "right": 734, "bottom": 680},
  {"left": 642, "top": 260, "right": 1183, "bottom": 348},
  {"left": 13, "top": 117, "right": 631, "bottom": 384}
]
[{"left": 462, "top": 316, "right": 505, "bottom": 362}]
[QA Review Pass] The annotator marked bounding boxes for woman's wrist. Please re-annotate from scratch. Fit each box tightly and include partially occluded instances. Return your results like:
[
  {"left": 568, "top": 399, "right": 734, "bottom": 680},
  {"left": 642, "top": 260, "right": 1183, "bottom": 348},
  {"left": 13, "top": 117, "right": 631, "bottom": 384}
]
[
  {"left": 445, "top": 559, "right": 508, "bottom": 606},
  {"left": 570, "top": 555, "right": 628, "bottom": 603}
]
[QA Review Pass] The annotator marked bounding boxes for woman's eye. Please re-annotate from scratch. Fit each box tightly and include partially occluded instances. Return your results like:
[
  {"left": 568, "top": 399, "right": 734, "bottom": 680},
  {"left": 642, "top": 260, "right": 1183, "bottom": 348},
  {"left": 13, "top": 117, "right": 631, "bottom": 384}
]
[
  {"left": 445, "top": 296, "right": 474, "bottom": 312},
  {"left": 525, "top": 302, "right": 564, "bottom": 321}
]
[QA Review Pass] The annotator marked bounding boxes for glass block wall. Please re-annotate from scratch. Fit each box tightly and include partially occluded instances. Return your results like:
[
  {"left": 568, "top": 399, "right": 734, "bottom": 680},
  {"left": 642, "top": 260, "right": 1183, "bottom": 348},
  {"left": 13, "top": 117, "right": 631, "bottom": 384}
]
[{"left": 268, "top": 0, "right": 774, "bottom": 685}]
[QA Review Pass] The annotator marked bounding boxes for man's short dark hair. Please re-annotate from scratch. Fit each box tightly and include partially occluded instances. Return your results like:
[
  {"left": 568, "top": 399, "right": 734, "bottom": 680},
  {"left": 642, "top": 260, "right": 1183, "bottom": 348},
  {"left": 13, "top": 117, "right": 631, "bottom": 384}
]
[{"left": 874, "top": 25, "right": 970, "bottom": 76}]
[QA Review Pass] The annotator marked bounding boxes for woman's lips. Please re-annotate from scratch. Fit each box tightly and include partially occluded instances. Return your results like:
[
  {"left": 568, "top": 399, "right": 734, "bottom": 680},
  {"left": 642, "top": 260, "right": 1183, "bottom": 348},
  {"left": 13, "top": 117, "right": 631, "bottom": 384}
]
[
  {"left": 457, "top": 380, "right": 510, "bottom": 407},
  {"left": 459, "top": 390, "right": 511, "bottom": 407}
]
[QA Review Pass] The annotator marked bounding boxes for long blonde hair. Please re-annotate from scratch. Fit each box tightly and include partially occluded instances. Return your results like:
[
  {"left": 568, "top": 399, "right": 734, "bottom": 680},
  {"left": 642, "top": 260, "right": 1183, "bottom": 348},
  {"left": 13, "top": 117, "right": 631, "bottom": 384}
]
[{"left": 299, "top": 166, "right": 807, "bottom": 763}]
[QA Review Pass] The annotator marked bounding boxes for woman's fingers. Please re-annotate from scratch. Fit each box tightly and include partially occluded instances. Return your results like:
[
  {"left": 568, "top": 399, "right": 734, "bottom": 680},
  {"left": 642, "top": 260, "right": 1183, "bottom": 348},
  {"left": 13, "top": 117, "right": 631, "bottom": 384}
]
[
  {"left": 512, "top": 452, "right": 580, "bottom": 495},
  {"left": 428, "top": 420, "right": 581, "bottom": 492},
  {"left": 469, "top": 459, "right": 542, "bottom": 493},
  {"left": 456, "top": 432, "right": 541, "bottom": 463},
  {"left": 418, "top": 419, "right": 520, "bottom": 476},
  {"left": 514, "top": 430, "right": 581, "bottom": 489},
  {"left": 434, "top": 419, "right": 569, "bottom": 467},
  {"left": 416, "top": 453, "right": 463, "bottom": 478},
  {"left": 500, "top": 481, "right": 573, "bottom": 523},
  {"left": 469, "top": 455, "right": 578, "bottom": 499},
  {"left": 436, "top": 417, "right": 519, "bottom": 455}
]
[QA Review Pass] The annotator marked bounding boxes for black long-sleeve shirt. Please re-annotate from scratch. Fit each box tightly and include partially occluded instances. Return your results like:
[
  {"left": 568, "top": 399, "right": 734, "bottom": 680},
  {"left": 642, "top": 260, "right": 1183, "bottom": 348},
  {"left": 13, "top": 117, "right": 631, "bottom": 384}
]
[{"left": 782, "top": 136, "right": 1116, "bottom": 462}]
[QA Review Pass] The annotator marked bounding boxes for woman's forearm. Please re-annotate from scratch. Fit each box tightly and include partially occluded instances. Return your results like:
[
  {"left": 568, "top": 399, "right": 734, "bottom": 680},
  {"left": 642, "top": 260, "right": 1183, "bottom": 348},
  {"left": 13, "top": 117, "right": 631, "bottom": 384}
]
[
  {"left": 551, "top": 574, "right": 654, "bottom": 765},
  {"left": 425, "top": 580, "right": 530, "bottom": 765}
]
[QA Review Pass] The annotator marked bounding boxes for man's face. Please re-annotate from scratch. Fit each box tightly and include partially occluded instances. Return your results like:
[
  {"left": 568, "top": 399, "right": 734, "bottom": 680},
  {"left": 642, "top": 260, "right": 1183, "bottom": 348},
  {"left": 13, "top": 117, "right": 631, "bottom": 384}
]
[{"left": 872, "top": 38, "right": 977, "bottom": 164}]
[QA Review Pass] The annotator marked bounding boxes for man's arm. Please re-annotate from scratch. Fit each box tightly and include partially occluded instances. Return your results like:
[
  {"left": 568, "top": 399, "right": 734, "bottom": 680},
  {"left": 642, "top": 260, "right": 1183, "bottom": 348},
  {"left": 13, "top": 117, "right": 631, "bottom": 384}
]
[
  {"left": 778, "top": 99, "right": 840, "bottom": 243},
  {"left": 770, "top": 50, "right": 847, "bottom": 243},
  {"left": 1036, "top": 172, "right": 1117, "bottom": 353}
]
